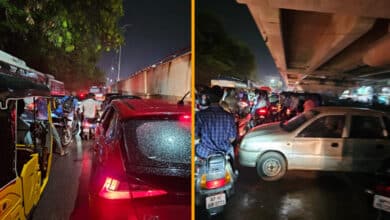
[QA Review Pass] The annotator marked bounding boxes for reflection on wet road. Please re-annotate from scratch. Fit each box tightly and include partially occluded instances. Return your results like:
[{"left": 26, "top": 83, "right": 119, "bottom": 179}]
[
  {"left": 32, "top": 135, "right": 92, "bottom": 220},
  {"left": 196, "top": 167, "right": 377, "bottom": 220}
]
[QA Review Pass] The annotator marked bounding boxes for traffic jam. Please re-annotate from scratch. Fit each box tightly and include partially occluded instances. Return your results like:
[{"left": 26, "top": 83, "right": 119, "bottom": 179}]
[
  {"left": 0, "top": 49, "right": 191, "bottom": 220},
  {"left": 195, "top": 79, "right": 390, "bottom": 219},
  {"left": 194, "top": 0, "right": 390, "bottom": 219},
  {"left": 2, "top": 0, "right": 390, "bottom": 220}
]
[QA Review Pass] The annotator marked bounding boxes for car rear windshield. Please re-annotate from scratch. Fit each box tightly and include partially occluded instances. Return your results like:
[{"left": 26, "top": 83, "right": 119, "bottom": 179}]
[
  {"left": 89, "top": 87, "right": 101, "bottom": 93},
  {"left": 281, "top": 110, "right": 320, "bottom": 132},
  {"left": 124, "top": 119, "right": 191, "bottom": 167}
]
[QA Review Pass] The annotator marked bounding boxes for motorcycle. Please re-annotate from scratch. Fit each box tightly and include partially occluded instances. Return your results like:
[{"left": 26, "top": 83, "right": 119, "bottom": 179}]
[
  {"left": 252, "top": 106, "right": 271, "bottom": 127},
  {"left": 365, "top": 165, "right": 390, "bottom": 219},
  {"left": 268, "top": 102, "right": 279, "bottom": 122},
  {"left": 81, "top": 117, "right": 97, "bottom": 140},
  {"left": 52, "top": 113, "right": 72, "bottom": 147},
  {"left": 195, "top": 153, "right": 236, "bottom": 217}
]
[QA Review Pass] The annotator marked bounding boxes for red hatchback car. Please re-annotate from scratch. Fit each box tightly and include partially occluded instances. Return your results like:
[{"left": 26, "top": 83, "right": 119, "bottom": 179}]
[{"left": 89, "top": 98, "right": 191, "bottom": 220}]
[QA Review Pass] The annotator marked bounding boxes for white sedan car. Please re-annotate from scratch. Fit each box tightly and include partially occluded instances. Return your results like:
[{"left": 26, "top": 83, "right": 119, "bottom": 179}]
[{"left": 239, "top": 106, "right": 390, "bottom": 181}]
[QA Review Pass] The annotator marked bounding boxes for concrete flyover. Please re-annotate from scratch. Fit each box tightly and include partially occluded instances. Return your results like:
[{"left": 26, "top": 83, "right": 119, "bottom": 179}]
[
  {"left": 111, "top": 51, "right": 191, "bottom": 101},
  {"left": 237, "top": 0, "right": 390, "bottom": 94}
]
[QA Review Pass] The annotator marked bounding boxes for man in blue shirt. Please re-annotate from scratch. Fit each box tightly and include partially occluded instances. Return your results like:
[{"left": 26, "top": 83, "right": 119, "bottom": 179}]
[{"left": 195, "top": 93, "right": 237, "bottom": 163}]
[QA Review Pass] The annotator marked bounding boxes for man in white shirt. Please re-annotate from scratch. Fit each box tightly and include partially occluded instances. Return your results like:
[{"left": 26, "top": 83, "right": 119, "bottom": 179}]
[{"left": 80, "top": 93, "right": 100, "bottom": 119}]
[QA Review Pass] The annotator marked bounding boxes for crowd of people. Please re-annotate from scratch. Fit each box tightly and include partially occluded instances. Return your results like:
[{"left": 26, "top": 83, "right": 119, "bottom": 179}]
[{"left": 195, "top": 86, "right": 321, "bottom": 169}]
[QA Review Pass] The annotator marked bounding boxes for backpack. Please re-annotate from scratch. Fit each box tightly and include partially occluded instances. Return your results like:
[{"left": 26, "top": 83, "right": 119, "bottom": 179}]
[{"left": 63, "top": 97, "right": 73, "bottom": 113}]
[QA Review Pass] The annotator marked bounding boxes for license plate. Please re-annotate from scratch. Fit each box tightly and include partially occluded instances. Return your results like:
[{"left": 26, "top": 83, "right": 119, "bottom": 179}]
[
  {"left": 374, "top": 194, "right": 390, "bottom": 212},
  {"left": 206, "top": 193, "right": 226, "bottom": 209}
]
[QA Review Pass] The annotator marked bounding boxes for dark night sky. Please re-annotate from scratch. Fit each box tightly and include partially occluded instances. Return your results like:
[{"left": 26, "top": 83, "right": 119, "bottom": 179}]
[
  {"left": 98, "top": 0, "right": 190, "bottom": 82},
  {"left": 197, "top": 0, "right": 280, "bottom": 81}
]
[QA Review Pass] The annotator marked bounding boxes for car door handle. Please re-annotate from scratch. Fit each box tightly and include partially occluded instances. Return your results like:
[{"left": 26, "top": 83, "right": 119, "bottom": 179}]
[
  {"left": 331, "top": 143, "right": 339, "bottom": 148},
  {"left": 376, "top": 144, "right": 384, "bottom": 149}
]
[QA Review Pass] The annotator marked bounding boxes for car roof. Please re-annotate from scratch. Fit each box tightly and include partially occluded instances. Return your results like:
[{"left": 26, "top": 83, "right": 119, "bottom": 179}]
[
  {"left": 111, "top": 98, "right": 191, "bottom": 120},
  {"left": 313, "top": 106, "right": 387, "bottom": 115},
  {"left": 108, "top": 94, "right": 141, "bottom": 101}
]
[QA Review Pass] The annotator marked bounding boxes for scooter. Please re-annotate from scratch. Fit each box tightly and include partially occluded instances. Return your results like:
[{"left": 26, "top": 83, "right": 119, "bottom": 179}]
[
  {"left": 252, "top": 106, "right": 271, "bottom": 127},
  {"left": 195, "top": 153, "right": 236, "bottom": 217},
  {"left": 365, "top": 166, "right": 390, "bottom": 219},
  {"left": 81, "top": 117, "right": 97, "bottom": 140},
  {"left": 52, "top": 113, "right": 72, "bottom": 147}
]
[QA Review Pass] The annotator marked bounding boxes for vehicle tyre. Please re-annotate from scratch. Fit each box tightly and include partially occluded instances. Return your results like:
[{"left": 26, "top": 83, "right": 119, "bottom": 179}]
[
  {"left": 61, "top": 128, "right": 72, "bottom": 146},
  {"left": 256, "top": 152, "right": 286, "bottom": 181}
]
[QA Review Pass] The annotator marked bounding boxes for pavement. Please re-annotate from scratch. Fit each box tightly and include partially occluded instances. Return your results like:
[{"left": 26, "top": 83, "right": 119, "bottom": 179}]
[
  {"left": 196, "top": 166, "right": 379, "bottom": 220},
  {"left": 32, "top": 135, "right": 92, "bottom": 220}
]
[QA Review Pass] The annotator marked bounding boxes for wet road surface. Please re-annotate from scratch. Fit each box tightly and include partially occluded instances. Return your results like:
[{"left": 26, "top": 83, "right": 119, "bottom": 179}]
[
  {"left": 32, "top": 135, "right": 92, "bottom": 220},
  {"left": 196, "top": 166, "right": 378, "bottom": 220}
]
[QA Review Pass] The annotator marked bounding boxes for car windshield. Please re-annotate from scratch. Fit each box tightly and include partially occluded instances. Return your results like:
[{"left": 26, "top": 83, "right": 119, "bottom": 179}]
[
  {"left": 124, "top": 118, "right": 191, "bottom": 168},
  {"left": 281, "top": 110, "right": 320, "bottom": 132}
]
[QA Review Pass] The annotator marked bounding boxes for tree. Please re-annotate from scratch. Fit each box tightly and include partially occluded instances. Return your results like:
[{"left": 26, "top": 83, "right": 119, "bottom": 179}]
[
  {"left": 0, "top": 0, "right": 123, "bottom": 90},
  {"left": 196, "top": 11, "right": 256, "bottom": 85}
]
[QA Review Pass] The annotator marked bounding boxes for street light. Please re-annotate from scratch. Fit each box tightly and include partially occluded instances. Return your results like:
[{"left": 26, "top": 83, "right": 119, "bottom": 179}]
[{"left": 117, "top": 24, "right": 132, "bottom": 82}]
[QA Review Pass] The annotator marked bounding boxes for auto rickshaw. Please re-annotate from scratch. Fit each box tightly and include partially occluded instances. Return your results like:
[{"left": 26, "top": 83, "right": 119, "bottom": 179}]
[{"left": 0, "top": 72, "right": 53, "bottom": 220}]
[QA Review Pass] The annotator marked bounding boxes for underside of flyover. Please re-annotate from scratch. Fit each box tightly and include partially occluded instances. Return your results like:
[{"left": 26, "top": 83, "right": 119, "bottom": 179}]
[{"left": 238, "top": 0, "right": 390, "bottom": 94}]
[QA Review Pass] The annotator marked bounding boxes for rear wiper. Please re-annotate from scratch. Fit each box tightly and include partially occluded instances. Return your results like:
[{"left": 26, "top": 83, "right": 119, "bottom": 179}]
[{"left": 177, "top": 91, "right": 190, "bottom": 105}]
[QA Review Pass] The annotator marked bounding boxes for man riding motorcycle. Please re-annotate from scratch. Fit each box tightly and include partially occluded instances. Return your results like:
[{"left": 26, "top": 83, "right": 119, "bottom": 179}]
[
  {"left": 195, "top": 92, "right": 238, "bottom": 175},
  {"left": 79, "top": 93, "right": 100, "bottom": 139},
  {"left": 195, "top": 91, "right": 238, "bottom": 216}
]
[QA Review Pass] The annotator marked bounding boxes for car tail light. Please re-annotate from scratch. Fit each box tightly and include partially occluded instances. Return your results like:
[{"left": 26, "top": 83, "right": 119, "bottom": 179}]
[
  {"left": 99, "top": 177, "right": 131, "bottom": 200},
  {"left": 200, "top": 171, "right": 231, "bottom": 190},
  {"left": 130, "top": 185, "right": 168, "bottom": 199},
  {"left": 99, "top": 177, "right": 167, "bottom": 200},
  {"left": 83, "top": 121, "right": 90, "bottom": 128},
  {"left": 256, "top": 107, "right": 268, "bottom": 116},
  {"left": 179, "top": 114, "right": 191, "bottom": 122}
]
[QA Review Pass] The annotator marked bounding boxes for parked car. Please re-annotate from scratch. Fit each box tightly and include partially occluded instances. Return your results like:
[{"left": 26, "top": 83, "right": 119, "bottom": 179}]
[
  {"left": 239, "top": 106, "right": 390, "bottom": 181},
  {"left": 89, "top": 98, "right": 191, "bottom": 220}
]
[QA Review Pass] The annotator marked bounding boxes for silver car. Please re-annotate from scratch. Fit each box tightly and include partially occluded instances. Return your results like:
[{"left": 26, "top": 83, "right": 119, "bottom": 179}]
[{"left": 239, "top": 106, "right": 390, "bottom": 181}]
